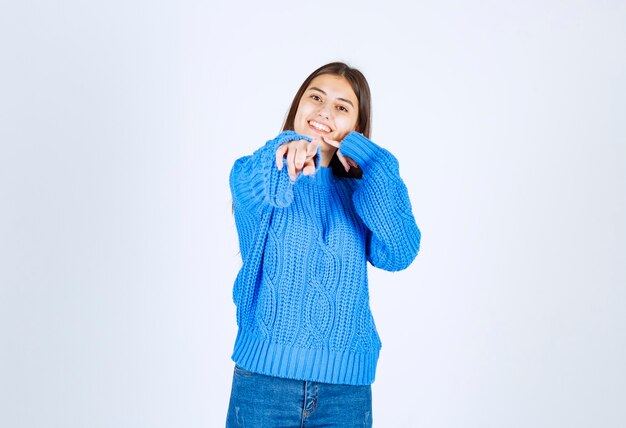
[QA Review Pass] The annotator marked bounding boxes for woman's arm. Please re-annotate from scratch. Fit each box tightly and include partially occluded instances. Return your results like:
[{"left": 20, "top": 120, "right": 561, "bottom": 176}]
[{"left": 340, "top": 131, "right": 421, "bottom": 271}]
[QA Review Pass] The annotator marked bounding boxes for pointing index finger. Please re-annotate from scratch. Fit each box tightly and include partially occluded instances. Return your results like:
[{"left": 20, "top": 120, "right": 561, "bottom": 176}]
[
  {"left": 321, "top": 136, "right": 341, "bottom": 149},
  {"left": 308, "top": 138, "right": 320, "bottom": 156}
]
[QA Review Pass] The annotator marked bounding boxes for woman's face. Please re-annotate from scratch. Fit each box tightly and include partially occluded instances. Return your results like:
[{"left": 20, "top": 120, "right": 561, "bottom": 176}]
[{"left": 293, "top": 74, "right": 359, "bottom": 142}]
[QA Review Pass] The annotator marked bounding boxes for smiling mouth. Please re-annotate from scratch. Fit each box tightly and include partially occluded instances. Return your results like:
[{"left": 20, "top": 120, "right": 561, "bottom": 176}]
[{"left": 308, "top": 120, "right": 332, "bottom": 133}]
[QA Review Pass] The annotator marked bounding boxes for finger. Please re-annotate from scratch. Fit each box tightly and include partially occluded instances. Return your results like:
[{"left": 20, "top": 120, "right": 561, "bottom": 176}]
[
  {"left": 295, "top": 140, "right": 307, "bottom": 170},
  {"left": 286, "top": 143, "right": 296, "bottom": 180},
  {"left": 346, "top": 156, "right": 359, "bottom": 168},
  {"left": 302, "top": 160, "right": 316, "bottom": 176},
  {"left": 321, "top": 136, "right": 341, "bottom": 149},
  {"left": 336, "top": 150, "right": 350, "bottom": 173},
  {"left": 308, "top": 136, "right": 318, "bottom": 149},
  {"left": 276, "top": 144, "right": 287, "bottom": 170},
  {"left": 307, "top": 138, "right": 320, "bottom": 158}
]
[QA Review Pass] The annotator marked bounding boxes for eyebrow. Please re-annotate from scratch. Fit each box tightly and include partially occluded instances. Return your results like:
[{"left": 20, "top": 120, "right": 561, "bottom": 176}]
[{"left": 308, "top": 87, "right": 355, "bottom": 108}]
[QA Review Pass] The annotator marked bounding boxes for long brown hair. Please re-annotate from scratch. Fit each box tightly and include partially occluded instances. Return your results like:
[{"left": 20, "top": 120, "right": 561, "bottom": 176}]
[{"left": 282, "top": 62, "right": 372, "bottom": 178}]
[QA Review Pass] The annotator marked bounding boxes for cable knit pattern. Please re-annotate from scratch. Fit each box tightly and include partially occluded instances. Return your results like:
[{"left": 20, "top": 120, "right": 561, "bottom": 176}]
[{"left": 229, "top": 130, "right": 420, "bottom": 385}]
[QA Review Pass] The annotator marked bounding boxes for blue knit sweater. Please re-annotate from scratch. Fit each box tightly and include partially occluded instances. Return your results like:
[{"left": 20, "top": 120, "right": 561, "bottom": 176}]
[{"left": 229, "top": 130, "right": 420, "bottom": 385}]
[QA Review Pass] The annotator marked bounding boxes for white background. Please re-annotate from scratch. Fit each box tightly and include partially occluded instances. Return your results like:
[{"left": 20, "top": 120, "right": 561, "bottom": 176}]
[{"left": 1, "top": 1, "right": 625, "bottom": 427}]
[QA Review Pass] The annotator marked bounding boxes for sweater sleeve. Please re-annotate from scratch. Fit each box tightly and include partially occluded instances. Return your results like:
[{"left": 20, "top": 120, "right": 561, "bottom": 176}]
[
  {"left": 339, "top": 131, "right": 421, "bottom": 271},
  {"left": 230, "top": 131, "right": 313, "bottom": 214}
]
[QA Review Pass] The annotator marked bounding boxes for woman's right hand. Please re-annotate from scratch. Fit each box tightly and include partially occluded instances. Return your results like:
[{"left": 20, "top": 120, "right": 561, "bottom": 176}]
[{"left": 275, "top": 138, "right": 320, "bottom": 181}]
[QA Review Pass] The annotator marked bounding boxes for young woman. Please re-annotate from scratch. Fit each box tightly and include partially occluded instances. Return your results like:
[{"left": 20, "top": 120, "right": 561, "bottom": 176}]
[{"left": 227, "top": 62, "right": 421, "bottom": 427}]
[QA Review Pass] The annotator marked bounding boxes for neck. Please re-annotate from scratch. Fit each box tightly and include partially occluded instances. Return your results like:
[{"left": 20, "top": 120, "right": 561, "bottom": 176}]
[{"left": 320, "top": 147, "right": 337, "bottom": 167}]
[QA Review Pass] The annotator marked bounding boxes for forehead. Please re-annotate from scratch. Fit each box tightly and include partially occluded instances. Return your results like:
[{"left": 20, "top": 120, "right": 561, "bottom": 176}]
[{"left": 306, "top": 74, "right": 358, "bottom": 104}]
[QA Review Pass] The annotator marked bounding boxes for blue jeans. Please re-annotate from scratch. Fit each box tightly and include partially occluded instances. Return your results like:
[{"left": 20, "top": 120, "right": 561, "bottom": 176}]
[{"left": 226, "top": 365, "right": 373, "bottom": 427}]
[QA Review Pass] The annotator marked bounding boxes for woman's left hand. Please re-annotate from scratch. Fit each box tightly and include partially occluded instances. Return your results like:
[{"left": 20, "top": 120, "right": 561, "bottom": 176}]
[{"left": 321, "top": 136, "right": 359, "bottom": 172}]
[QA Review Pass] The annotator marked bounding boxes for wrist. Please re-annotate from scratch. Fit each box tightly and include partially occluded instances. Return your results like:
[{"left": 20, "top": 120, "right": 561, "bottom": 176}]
[{"left": 339, "top": 132, "right": 381, "bottom": 170}]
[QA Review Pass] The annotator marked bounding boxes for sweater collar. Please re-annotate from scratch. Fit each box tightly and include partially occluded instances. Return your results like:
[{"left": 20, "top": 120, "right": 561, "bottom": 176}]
[{"left": 314, "top": 166, "right": 336, "bottom": 185}]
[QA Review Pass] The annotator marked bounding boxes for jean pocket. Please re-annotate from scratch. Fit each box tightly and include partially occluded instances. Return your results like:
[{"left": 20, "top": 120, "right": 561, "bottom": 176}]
[{"left": 234, "top": 365, "right": 257, "bottom": 377}]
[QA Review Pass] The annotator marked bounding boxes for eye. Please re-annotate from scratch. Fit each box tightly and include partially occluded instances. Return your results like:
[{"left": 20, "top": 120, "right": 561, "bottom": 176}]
[
  {"left": 337, "top": 105, "right": 349, "bottom": 112},
  {"left": 310, "top": 94, "right": 322, "bottom": 102}
]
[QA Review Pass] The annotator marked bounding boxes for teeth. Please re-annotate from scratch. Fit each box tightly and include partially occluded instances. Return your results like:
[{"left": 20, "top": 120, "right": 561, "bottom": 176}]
[{"left": 310, "top": 121, "right": 330, "bottom": 132}]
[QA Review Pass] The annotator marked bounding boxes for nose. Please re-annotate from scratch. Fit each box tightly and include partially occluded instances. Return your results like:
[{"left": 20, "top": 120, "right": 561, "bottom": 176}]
[{"left": 318, "top": 108, "right": 329, "bottom": 119}]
